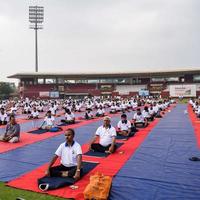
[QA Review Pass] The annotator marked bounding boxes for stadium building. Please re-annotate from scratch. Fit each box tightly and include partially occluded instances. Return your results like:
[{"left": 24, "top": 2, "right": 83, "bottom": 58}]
[{"left": 8, "top": 68, "right": 200, "bottom": 98}]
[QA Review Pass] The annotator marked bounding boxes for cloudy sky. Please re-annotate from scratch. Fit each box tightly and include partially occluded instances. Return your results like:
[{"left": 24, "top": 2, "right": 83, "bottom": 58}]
[{"left": 0, "top": 0, "right": 200, "bottom": 82}]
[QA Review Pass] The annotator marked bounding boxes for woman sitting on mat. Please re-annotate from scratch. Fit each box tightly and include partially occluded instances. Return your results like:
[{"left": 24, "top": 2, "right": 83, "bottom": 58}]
[
  {"left": 45, "top": 128, "right": 82, "bottom": 180},
  {"left": 117, "top": 114, "right": 132, "bottom": 137},
  {"left": 0, "top": 114, "right": 20, "bottom": 143},
  {"left": 40, "top": 111, "right": 55, "bottom": 130},
  {"left": 61, "top": 109, "right": 75, "bottom": 124},
  {"left": 89, "top": 116, "right": 117, "bottom": 154},
  {"left": 133, "top": 108, "right": 148, "bottom": 128}
]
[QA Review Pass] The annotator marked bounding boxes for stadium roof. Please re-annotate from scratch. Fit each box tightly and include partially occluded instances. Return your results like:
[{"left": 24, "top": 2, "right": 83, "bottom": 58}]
[{"left": 7, "top": 68, "right": 200, "bottom": 79}]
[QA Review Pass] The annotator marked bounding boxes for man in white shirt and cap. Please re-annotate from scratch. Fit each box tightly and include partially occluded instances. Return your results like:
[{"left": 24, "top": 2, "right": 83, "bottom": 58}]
[{"left": 89, "top": 116, "right": 117, "bottom": 154}]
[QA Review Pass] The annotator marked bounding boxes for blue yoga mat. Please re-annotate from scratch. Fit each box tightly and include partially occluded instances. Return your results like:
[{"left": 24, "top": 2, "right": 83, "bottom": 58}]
[
  {"left": 28, "top": 129, "right": 48, "bottom": 134},
  {"left": 38, "top": 161, "right": 98, "bottom": 190}
]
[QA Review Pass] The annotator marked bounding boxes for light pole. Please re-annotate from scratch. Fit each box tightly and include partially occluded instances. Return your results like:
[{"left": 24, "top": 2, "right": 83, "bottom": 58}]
[{"left": 29, "top": 6, "right": 44, "bottom": 72}]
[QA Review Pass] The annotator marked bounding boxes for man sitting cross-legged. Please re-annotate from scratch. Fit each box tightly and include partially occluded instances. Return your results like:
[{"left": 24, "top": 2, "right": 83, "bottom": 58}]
[
  {"left": 45, "top": 128, "right": 82, "bottom": 181},
  {"left": 133, "top": 108, "right": 148, "bottom": 128},
  {"left": 89, "top": 116, "right": 117, "bottom": 154},
  {"left": 117, "top": 113, "right": 135, "bottom": 137},
  {"left": 61, "top": 109, "right": 75, "bottom": 124},
  {"left": 0, "top": 114, "right": 20, "bottom": 143},
  {"left": 40, "top": 110, "right": 55, "bottom": 130}
]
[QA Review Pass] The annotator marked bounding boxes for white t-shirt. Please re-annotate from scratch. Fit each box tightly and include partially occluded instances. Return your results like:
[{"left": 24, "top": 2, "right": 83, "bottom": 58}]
[
  {"left": 95, "top": 125, "right": 116, "bottom": 147},
  {"left": 31, "top": 111, "right": 39, "bottom": 118},
  {"left": 86, "top": 111, "right": 93, "bottom": 117},
  {"left": 24, "top": 105, "right": 31, "bottom": 112},
  {"left": 142, "top": 110, "right": 150, "bottom": 118},
  {"left": 153, "top": 106, "right": 159, "bottom": 113},
  {"left": 49, "top": 107, "right": 56, "bottom": 115},
  {"left": 65, "top": 113, "right": 75, "bottom": 121},
  {"left": 97, "top": 109, "right": 105, "bottom": 115},
  {"left": 0, "top": 113, "right": 8, "bottom": 121},
  {"left": 76, "top": 105, "right": 81, "bottom": 110},
  {"left": 149, "top": 108, "right": 154, "bottom": 115},
  {"left": 117, "top": 120, "right": 131, "bottom": 131},
  {"left": 44, "top": 116, "right": 55, "bottom": 126},
  {"left": 133, "top": 113, "right": 145, "bottom": 123},
  {"left": 55, "top": 141, "right": 82, "bottom": 167},
  {"left": 110, "top": 105, "right": 116, "bottom": 111}
]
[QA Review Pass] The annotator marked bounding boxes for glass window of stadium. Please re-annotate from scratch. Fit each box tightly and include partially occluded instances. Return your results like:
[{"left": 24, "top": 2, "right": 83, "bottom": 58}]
[
  {"left": 64, "top": 79, "right": 75, "bottom": 83},
  {"left": 88, "top": 80, "right": 99, "bottom": 83},
  {"left": 115, "top": 78, "right": 130, "bottom": 83},
  {"left": 132, "top": 78, "right": 142, "bottom": 84},
  {"left": 58, "top": 78, "right": 64, "bottom": 84},
  {"left": 100, "top": 79, "right": 114, "bottom": 83},
  {"left": 76, "top": 80, "right": 88, "bottom": 83},
  {"left": 46, "top": 78, "right": 56, "bottom": 84},
  {"left": 166, "top": 77, "right": 179, "bottom": 82},
  {"left": 38, "top": 78, "right": 44, "bottom": 84},
  {"left": 151, "top": 77, "right": 165, "bottom": 82},
  {"left": 193, "top": 75, "right": 200, "bottom": 82}
]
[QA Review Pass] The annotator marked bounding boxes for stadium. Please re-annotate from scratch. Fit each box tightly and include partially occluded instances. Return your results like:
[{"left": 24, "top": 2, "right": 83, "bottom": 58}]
[
  {"left": 8, "top": 68, "right": 200, "bottom": 99},
  {"left": 1, "top": 1, "right": 200, "bottom": 200}
]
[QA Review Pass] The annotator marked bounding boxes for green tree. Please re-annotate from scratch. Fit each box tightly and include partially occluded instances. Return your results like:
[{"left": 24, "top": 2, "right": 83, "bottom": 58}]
[{"left": 0, "top": 82, "right": 15, "bottom": 99}]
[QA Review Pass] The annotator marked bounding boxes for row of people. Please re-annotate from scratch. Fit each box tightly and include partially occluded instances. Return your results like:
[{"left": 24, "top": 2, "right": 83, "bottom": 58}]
[{"left": 45, "top": 107, "right": 164, "bottom": 182}]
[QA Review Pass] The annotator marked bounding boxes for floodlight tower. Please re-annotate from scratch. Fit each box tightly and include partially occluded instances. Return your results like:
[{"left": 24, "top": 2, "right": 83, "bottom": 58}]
[{"left": 29, "top": 6, "right": 44, "bottom": 72}]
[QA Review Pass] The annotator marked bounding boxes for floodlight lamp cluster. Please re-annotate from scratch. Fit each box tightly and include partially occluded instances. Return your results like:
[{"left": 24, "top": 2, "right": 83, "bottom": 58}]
[{"left": 29, "top": 6, "right": 44, "bottom": 29}]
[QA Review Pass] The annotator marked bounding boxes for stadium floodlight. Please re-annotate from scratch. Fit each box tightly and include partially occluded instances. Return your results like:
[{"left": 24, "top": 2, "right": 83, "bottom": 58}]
[{"left": 29, "top": 6, "right": 44, "bottom": 72}]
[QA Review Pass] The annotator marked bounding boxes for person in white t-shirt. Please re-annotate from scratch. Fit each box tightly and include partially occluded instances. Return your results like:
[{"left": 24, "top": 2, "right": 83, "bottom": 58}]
[
  {"left": 75, "top": 103, "right": 82, "bottom": 112},
  {"left": 23, "top": 103, "right": 31, "bottom": 114},
  {"left": 117, "top": 114, "right": 132, "bottom": 137},
  {"left": 49, "top": 104, "right": 57, "bottom": 116},
  {"left": 61, "top": 109, "right": 75, "bottom": 124},
  {"left": 41, "top": 111, "right": 55, "bottom": 130},
  {"left": 28, "top": 107, "right": 39, "bottom": 119},
  {"left": 142, "top": 106, "right": 154, "bottom": 121},
  {"left": 0, "top": 108, "right": 8, "bottom": 125},
  {"left": 133, "top": 108, "right": 148, "bottom": 127},
  {"left": 84, "top": 110, "right": 94, "bottom": 120},
  {"left": 89, "top": 116, "right": 117, "bottom": 153},
  {"left": 45, "top": 129, "right": 82, "bottom": 181},
  {"left": 110, "top": 103, "right": 117, "bottom": 114},
  {"left": 96, "top": 106, "right": 105, "bottom": 117}
]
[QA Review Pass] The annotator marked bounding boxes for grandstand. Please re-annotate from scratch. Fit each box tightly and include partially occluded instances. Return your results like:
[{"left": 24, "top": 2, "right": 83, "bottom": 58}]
[{"left": 8, "top": 68, "right": 200, "bottom": 98}]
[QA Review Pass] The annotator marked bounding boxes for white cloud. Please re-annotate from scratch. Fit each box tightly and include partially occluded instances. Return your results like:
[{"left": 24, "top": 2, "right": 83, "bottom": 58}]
[{"left": 0, "top": 0, "right": 200, "bottom": 83}]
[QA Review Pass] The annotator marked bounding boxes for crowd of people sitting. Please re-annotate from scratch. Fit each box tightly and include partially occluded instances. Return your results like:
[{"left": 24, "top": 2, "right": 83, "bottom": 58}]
[
  {"left": 0, "top": 96, "right": 174, "bottom": 142},
  {"left": 0, "top": 95, "right": 175, "bottom": 189},
  {"left": 189, "top": 98, "right": 200, "bottom": 117}
]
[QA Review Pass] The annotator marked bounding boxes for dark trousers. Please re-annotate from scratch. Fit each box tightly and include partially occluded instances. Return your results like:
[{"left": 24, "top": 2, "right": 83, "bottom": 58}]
[
  {"left": 134, "top": 122, "right": 147, "bottom": 128},
  {"left": 96, "top": 113, "right": 104, "bottom": 117},
  {"left": 147, "top": 116, "right": 154, "bottom": 121},
  {"left": 0, "top": 120, "right": 7, "bottom": 125},
  {"left": 61, "top": 119, "right": 75, "bottom": 124},
  {"left": 91, "top": 143, "right": 117, "bottom": 153},
  {"left": 50, "top": 165, "right": 81, "bottom": 178}
]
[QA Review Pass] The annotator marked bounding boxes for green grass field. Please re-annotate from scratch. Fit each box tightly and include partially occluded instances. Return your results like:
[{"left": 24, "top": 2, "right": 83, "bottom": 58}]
[{"left": 0, "top": 182, "right": 68, "bottom": 200}]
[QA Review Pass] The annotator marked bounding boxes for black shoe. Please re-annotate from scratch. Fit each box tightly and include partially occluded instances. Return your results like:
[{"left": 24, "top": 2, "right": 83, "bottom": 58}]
[{"left": 189, "top": 157, "right": 200, "bottom": 161}]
